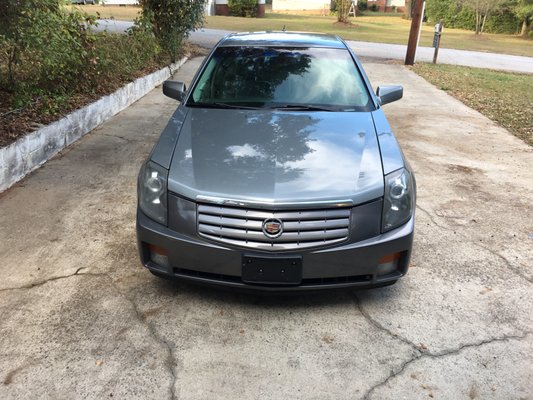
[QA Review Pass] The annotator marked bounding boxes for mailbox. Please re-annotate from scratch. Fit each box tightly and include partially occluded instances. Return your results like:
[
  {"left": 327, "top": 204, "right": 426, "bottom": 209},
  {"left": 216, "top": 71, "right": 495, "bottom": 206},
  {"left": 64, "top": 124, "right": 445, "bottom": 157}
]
[{"left": 433, "top": 22, "right": 443, "bottom": 48}]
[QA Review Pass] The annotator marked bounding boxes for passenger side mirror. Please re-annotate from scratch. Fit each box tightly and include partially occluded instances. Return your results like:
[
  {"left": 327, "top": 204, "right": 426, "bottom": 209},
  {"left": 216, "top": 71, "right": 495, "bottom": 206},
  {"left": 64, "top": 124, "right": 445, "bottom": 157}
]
[
  {"left": 163, "top": 80, "right": 187, "bottom": 101},
  {"left": 376, "top": 85, "right": 403, "bottom": 106}
]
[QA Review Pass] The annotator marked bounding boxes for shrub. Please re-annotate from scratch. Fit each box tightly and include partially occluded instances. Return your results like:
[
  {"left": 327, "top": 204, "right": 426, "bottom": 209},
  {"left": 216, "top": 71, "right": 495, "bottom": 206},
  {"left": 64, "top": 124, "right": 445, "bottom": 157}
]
[
  {"left": 229, "top": 0, "right": 258, "bottom": 17},
  {"left": 0, "top": 0, "right": 163, "bottom": 119},
  {"left": 0, "top": 0, "right": 95, "bottom": 95},
  {"left": 137, "top": 0, "right": 207, "bottom": 62},
  {"left": 358, "top": 0, "right": 368, "bottom": 11},
  {"left": 425, "top": 0, "right": 521, "bottom": 33},
  {"left": 370, "top": 3, "right": 379, "bottom": 11}
]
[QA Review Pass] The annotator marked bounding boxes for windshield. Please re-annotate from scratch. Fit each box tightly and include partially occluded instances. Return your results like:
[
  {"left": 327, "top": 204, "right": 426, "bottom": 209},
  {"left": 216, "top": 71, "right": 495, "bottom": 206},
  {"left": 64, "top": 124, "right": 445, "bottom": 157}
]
[{"left": 187, "top": 46, "right": 372, "bottom": 111}]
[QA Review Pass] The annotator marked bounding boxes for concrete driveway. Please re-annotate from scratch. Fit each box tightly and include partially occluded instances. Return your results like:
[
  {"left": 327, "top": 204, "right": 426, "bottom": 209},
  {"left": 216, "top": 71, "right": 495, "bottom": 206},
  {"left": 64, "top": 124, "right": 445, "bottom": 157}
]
[{"left": 0, "top": 58, "right": 531, "bottom": 400}]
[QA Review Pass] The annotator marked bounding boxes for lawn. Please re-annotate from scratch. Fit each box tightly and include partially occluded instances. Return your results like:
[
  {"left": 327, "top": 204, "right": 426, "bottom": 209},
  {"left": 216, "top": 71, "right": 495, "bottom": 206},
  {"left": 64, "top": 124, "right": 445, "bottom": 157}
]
[
  {"left": 412, "top": 63, "right": 533, "bottom": 146},
  {"left": 74, "top": 5, "right": 533, "bottom": 57}
]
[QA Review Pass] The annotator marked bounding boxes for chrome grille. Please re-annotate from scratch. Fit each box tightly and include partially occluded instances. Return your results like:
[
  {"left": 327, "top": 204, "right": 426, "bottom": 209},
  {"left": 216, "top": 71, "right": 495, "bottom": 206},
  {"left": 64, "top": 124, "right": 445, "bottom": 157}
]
[{"left": 197, "top": 204, "right": 351, "bottom": 251}]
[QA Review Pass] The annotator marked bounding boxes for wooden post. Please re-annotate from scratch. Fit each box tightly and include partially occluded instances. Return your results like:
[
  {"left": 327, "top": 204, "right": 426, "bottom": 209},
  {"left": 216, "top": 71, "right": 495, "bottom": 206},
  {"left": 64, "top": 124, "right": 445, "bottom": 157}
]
[{"left": 404, "top": 0, "right": 425, "bottom": 65}]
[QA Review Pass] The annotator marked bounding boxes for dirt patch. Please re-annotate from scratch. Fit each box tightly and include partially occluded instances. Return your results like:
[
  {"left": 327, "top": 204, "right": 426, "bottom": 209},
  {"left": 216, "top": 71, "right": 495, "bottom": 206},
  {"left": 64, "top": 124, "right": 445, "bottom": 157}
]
[
  {"left": 3, "top": 363, "right": 32, "bottom": 385},
  {"left": 447, "top": 164, "right": 483, "bottom": 175},
  {"left": 333, "top": 21, "right": 360, "bottom": 29}
]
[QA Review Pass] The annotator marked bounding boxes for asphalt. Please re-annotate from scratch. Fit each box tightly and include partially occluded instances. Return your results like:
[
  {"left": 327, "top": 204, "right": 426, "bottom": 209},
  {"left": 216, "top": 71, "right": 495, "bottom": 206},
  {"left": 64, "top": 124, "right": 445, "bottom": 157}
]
[
  {"left": 93, "top": 20, "right": 533, "bottom": 73},
  {"left": 0, "top": 55, "right": 531, "bottom": 399}
]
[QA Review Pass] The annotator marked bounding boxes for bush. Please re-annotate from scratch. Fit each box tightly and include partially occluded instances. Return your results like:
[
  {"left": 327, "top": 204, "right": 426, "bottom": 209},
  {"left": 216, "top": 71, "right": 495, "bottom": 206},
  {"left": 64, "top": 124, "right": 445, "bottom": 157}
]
[
  {"left": 229, "top": 0, "right": 258, "bottom": 17},
  {"left": 425, "top": 0, "right": 475, "bottom": 29},
  {"left": 425, "top": 0, "right": 521, "bottom": 33},
  {"left": 0, "top": 0, "right": 163, "bottom": 118},
  {"left": 358, "top": 0, "right": 368, "bottom": 11},
  {"left": 86, "top": 30, "right": 161, "bottom": 90},
  {"left": 137, "top": 0, "right": 206, "bottom": 62},
  {"left": 483, "top": 8, "right": 522, "bottom": 34},
  {"left": 0, "top": 0, "right": 95, "bottom": 95},
  {"left": 369, "top": 3, "right": 379, "bottom": 11}
]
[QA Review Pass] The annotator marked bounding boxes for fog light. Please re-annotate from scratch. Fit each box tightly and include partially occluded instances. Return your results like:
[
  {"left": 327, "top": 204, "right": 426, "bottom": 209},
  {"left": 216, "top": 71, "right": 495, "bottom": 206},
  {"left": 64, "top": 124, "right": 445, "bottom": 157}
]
[
  {"left": 377, "top": 252, "right": 401, "bottom": 276},
  {"left": 148, "top": 244, "right": 169, "bottom": 268}
]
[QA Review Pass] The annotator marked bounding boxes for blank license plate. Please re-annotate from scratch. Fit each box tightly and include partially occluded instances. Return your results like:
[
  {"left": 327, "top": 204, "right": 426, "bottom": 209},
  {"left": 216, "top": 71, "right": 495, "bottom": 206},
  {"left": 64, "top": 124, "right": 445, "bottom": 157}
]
[{"left": 242, "top": 255, "right": 302, "bottom": 285}]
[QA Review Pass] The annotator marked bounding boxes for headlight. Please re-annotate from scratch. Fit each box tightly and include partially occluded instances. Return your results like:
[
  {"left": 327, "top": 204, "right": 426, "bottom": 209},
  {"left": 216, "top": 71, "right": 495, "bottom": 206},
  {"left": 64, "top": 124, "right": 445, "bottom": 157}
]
[
  {"left": 138, "top": 161, "right": 168, "bottom": 225},
  {"left": 382, "top": 168, "right": 413, "bottom": 233}
]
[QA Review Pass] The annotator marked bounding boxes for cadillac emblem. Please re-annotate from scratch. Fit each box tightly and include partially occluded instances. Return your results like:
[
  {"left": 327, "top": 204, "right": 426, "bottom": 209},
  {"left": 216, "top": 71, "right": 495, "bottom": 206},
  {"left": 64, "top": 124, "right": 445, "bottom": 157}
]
[{"left": 262, "top": 218, "right": 283, "bottom": 239}]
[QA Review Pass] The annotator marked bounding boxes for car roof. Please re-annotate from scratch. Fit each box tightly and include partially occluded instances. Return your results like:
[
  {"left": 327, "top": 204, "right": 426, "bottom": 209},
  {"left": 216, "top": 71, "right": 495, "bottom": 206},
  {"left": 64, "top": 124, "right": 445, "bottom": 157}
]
[{"left": 219, "top": 31, "right": 346, "bottom": 49}]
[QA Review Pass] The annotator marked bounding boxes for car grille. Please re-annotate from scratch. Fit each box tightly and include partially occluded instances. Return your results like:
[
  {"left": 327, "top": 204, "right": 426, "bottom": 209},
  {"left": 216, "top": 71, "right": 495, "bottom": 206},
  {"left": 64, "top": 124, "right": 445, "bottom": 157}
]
[{"left": 197, "top": 204, "right": 351, "bottom": 251}]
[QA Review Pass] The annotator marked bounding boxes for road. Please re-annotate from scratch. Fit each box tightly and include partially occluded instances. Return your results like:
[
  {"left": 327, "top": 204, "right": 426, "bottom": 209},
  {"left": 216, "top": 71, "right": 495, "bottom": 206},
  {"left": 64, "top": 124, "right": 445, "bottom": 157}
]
[
  {"left": 93, "top": 20, "right": 533, "bottom": 73},
  {"left": 1, "top": 55, "right": 532, "bottom": 399}
]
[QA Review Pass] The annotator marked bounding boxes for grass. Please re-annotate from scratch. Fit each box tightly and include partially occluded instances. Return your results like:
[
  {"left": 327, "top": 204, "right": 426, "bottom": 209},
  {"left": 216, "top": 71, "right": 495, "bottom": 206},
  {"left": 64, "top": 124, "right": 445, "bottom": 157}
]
[
  {"left": 73, "top": 5, "right": 533, "bottom": 57},
  {"left": 412, "top": 63, "right": 533, "bottom": 146}
]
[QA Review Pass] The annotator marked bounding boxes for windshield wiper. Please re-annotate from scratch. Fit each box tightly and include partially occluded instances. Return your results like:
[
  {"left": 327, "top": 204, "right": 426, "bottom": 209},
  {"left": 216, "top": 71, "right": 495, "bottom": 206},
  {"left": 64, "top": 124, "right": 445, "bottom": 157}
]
[
  {"left": 268, "top": 104, "right": 340, "bottom": 112},
  {"left": 188, "top": 102, "right": 262, "bottom": 110}
]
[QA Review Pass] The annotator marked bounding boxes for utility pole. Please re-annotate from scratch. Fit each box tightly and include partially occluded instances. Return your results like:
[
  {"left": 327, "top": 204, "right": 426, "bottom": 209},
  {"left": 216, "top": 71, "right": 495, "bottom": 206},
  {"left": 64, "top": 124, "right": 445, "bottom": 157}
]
[{"left": 404, "top": 0, "right": 425, "bottom": 65}]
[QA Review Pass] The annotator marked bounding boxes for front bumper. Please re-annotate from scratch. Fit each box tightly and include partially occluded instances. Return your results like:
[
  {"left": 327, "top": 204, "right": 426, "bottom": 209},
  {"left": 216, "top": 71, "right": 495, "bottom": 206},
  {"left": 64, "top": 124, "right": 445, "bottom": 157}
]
[{"left": 136, "top": 207, "right": 414, "bottom": 292}]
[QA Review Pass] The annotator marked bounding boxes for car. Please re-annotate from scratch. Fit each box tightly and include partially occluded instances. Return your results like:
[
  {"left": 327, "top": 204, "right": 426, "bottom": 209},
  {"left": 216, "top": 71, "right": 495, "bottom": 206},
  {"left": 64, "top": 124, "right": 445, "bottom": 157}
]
[
  {"left": 70, "top": 0, "right": 96, "bottom": 4},
  {"left": 136, "top": 32, "right": 416, "bottom": 292}
]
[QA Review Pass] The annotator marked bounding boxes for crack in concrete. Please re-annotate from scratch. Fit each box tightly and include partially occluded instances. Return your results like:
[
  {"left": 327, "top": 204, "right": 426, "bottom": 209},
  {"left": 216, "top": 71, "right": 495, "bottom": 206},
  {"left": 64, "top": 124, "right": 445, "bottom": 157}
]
[
  {"left": 0, "top": 267, "right": 179, "bottom": 399},
  {"left": 416, "top": 204, "right": 532, "bottom": 284},
  {"left": 474, "top": 242, "right": 532, "bottom": 284},
  {"left": 360, "top": 322, "right": 532, "bottom": 400},
  {"left": 100, "top": 133, "right": 135, "bottom": 143},
  {"left": 103, "top": 274, "right": 179, "bottom": 400},
  {"left": 416, "top": 205, "right": 455, "bottom": 233},
  {"left": 0, "top": 267, "right": 88, "bottom": 292},
  {"left": 354, "top": 293, "right": 422, "bottom": 352}
]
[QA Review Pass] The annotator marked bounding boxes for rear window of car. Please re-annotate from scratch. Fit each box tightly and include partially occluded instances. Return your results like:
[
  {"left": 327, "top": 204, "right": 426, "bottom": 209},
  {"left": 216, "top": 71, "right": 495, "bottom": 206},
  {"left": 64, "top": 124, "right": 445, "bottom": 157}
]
[{"left": 187, "top": 46, "right": 373, "bottom": 111}]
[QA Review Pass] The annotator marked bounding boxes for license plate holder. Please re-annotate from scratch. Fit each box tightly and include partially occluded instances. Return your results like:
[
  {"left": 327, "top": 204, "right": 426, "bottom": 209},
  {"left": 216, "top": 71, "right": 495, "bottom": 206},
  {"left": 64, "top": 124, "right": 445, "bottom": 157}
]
[{"left": 242, "top": 255, "right": 302, "bottom": 285}]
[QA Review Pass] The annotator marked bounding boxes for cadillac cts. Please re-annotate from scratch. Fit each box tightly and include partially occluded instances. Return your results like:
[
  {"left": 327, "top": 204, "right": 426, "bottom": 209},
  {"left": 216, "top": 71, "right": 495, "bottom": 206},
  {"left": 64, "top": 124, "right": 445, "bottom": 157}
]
[{"left": 136, "top": 32, "right": 416, "bottom": 291}]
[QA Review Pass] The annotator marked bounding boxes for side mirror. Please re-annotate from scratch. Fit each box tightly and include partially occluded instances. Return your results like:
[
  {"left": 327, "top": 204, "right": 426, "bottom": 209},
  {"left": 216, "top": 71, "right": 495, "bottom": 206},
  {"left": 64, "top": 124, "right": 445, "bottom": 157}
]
[
  {"left": 163, "top": 80, "right": 187, "bottom": 101},
  {"left": 376, "top": 85, "right": 403, "bottom": 106}
]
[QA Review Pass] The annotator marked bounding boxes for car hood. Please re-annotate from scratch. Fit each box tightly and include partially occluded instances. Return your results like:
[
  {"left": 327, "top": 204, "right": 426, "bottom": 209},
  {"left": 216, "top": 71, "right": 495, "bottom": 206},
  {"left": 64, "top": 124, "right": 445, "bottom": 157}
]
[{"left": 168, "top": 108, "right": 384, "bottom": 207}]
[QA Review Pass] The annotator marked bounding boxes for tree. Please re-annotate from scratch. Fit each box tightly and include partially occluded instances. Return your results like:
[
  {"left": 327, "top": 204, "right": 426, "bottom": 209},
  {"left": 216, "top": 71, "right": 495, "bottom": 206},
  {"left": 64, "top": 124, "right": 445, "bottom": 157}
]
[
  {"left": 137, "top": 0, "right": 207, "bottom": 62},
  {"left": 461, "top": 0, "right": 507, "bottom": 33},
  {"left": 511, "top": 0, "right": 533, "bottom": 36},
  {"left": 336, "top": 0, "right": 351, "bottom": 23}
]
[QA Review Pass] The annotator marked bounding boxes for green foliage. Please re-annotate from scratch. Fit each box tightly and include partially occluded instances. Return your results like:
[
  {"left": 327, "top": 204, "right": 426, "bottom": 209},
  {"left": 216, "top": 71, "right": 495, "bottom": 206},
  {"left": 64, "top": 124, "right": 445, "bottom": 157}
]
[
  {"left": 137, "top": 0, "right": 207, "bottom": 62},
  {"left": 228, "top": 0, "right": 258, "bottom": 17},
  {"left": 425, "top": 0, "right": 523, "bottom": 33},
  {"left": 483, "top": 6, "right": 522, "bottom": 33},
  {"left": 85, "top": 30, "right": 161, "bottom": 89},
  {"left": 426, "top": 0, "right": 475, "bottom": 30},
  {"left": 358, "top": 0, "right": 368, "bottom": 11},
  {"left": 510, "top": 0, "right": 533, "bottom": 36},
  {"left": 369, "top": 3, "right": 379, "bottom": 11},
  {"left": 0, "top": 0, "right": 163, "bottom": 117},
  {"left": 426, "top": 0, "right": 533, "bottom": 34},
  {"left": 0, "top": 0, "right": 96, "bottom": 94}
]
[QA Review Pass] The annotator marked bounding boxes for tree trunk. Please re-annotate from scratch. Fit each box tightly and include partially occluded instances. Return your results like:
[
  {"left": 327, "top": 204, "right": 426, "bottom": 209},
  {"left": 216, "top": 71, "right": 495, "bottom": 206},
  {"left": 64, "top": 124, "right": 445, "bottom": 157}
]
[
  {"left": 480, "top": 12, "right": 488, "bottom": 34},
  {"left": 475, "top": 11, "right": 481, "bottom": 34},
  {"left": 404, "top": 0, "right": 412, "bottom": 20},
  {"left": 521, "top": 19, "right": 529, "bottom": 37}
]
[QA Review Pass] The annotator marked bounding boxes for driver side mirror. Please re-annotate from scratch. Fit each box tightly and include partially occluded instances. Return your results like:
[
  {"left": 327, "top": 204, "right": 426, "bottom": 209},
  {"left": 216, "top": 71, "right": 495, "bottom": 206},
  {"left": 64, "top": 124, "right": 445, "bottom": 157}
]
[
  {"left": 376, "top": 85, "right": 403, "bottom": 106},
  {"left": 163, "top": 80, "right": 187, "bottom": 101}
]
